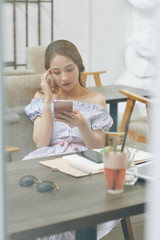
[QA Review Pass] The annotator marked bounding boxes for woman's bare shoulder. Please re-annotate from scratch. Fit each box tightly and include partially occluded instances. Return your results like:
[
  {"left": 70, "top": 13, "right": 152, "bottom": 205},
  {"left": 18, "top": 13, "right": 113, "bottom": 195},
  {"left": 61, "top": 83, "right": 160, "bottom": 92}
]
[
  {"left": 34, "top": 90, "right": 44, "bottom": 99},
  {"left": 85, "top": 91, "right": 106, "bottom": 108}
]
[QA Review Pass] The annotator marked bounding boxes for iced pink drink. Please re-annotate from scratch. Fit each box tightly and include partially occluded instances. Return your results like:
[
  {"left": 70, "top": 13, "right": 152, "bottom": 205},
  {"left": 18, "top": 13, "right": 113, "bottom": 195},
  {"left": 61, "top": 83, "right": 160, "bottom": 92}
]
[{"left": 103, "top": 152, "right": 127, "bottom": 194}]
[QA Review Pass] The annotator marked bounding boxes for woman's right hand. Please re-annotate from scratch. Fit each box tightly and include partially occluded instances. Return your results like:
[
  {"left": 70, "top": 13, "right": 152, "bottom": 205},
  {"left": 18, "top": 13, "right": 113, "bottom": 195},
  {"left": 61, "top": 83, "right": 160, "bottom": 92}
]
[{"left": 41, "top": 69, "right": 55, "bottom": 103}]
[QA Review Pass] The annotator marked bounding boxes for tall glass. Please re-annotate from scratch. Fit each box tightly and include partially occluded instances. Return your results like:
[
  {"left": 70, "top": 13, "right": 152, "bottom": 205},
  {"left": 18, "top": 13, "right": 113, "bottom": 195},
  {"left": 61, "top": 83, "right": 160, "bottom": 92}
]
[{"left": 103, "top": 152, "right": 127, "bottom": 194}]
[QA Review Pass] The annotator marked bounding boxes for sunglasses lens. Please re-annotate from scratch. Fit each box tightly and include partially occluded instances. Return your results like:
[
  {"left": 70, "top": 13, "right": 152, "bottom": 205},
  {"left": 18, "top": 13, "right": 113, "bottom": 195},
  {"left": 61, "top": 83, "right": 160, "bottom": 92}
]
[
  {"left": 36, "top": 181, "right": 55, "bottom": 192},
  {"left": 19, "top": 175, "right": 38, "bottom": 186}
]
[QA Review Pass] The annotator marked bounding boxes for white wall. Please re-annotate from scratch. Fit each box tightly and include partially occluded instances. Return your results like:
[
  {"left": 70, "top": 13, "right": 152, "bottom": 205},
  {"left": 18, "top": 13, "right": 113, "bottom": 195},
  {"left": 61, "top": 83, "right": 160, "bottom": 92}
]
[
  {"left": 90, "top": 0, "right": 130, "bottom": 85},
  {"left": 53, "top": 0, "right": 130, "bottom": 86},
  {"left": 54, "top": 0, "right": 90, "bottom": 72}
]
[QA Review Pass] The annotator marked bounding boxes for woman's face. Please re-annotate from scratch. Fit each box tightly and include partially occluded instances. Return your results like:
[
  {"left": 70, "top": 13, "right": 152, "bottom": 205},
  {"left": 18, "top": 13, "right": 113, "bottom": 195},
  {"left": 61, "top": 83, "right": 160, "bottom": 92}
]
[{"left": 50, "top": 54, "right": 80, "bottom": 91}]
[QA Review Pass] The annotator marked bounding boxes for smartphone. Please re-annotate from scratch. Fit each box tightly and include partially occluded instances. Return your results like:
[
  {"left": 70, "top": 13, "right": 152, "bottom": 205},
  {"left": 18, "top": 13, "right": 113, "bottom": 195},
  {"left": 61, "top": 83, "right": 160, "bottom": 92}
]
[
  {"left": 77, "top": 149, "right": 103, "bottom": 163},
  {"left": 54, "top": 100, "right": 73, "bottom": 118}
]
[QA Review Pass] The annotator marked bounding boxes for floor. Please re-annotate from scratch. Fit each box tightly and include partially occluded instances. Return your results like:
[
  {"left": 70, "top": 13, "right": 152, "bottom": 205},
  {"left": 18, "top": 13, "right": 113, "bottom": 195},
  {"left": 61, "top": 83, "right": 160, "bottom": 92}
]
[{"left": 101, "top": 214, "right": 145, "bottom": 240}]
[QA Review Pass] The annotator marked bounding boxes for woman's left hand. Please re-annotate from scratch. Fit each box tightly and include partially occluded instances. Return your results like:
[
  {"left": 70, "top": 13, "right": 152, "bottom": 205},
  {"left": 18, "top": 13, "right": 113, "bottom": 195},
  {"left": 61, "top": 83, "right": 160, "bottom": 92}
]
[{"left": 55, "top": 110, "right": 85, "bottom": 128}]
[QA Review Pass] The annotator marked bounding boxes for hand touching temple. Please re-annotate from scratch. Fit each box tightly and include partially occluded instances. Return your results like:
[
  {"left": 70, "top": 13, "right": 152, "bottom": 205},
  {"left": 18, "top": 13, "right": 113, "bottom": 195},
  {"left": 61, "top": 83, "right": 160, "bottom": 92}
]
[{"left": 24, "top": 39, "right": 113, "bottom": 160}]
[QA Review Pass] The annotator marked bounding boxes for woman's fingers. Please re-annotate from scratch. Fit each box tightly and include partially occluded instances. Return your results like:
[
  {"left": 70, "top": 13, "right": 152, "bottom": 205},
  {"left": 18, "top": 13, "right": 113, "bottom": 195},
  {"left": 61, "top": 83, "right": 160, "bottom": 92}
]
[
  {"left": 41, "top": 69, "right": 57, "bottom": 92},
  {"left": 55, "top": 111, "right": 81, "bottom": 128},
  {"left": 40, "top": 69, "right": 54, "bottom": 102},
  {"left": 56, "top": 113, "right": 71, "bottom": 120},
  {"left": 41, "top": 68, "right": 51, "bottom": 81},
  {"left": 54, "top": 116, "right": 74, "bottom": 128},
  {"left": 41, "top": 69, "right": 52, "bottom": 87},
  {"left": 63, "top": 111, "right": 74, "bottom": 118}
]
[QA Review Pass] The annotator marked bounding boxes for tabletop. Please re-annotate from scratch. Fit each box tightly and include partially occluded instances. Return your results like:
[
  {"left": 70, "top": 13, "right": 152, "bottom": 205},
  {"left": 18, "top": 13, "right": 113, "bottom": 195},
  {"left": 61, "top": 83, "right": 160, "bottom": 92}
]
[
  {"left": 87, "top": 84, "right": 153, "bottom": 104},
  {"left": 6, "top": 157, "right": 149, "bottom": 240}
]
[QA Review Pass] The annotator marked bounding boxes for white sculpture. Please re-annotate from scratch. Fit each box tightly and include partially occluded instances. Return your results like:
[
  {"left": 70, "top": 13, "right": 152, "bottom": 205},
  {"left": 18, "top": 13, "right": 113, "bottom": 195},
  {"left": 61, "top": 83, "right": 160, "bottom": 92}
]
[{"left": 115, "top": 0, "right": 159, "bottom": 90}]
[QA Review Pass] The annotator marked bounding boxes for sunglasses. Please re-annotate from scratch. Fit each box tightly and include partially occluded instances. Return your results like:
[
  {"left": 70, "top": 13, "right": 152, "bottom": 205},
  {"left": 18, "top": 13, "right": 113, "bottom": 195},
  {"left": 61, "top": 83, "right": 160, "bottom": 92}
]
[{"left": 19, "top": 175, "right": 59, "bottom": 192}]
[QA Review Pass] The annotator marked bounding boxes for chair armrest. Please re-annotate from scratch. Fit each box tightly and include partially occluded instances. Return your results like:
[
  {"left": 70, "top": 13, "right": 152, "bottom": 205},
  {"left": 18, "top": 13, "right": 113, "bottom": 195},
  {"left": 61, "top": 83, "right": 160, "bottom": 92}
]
[
  {"left": 5, "top": 147, "right": 20, "bottom": 153},
  {"left": 119, "top": 89, "right": 151, "bottom": 104},
  {"left": 80, "top": 70, "right": 106, "bottom": 87},
  {"left": 5, "top": 147, "right": 20, "bottom": 162},
  {"left": 81, "top": 71, "right": 106, "bottom": 76}
]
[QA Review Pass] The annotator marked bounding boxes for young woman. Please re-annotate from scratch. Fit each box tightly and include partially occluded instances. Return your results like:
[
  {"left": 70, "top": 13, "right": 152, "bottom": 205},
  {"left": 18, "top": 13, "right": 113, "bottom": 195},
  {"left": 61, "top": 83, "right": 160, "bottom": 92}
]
[
  {"left": 24, "top": 40, "right": 119, "bottom": 240},
  {"left": 24, "top": 39, "right": 113, "bottom": 160}
]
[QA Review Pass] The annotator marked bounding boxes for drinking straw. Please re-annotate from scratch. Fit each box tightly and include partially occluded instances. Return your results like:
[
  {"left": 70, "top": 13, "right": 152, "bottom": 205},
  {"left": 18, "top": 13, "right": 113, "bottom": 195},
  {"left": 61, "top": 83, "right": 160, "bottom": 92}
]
[
  {"left": 109, "top": 169, "right": 114, "bottom": 190},
  {"left": 115, "top": 169, "right": 120, "bottom": 190},
  {"left": 121, "top": 124, "right": 129, "bottom": 152},
  {"left": 113, "top": 137, "right": 117, "bottom": 152}
]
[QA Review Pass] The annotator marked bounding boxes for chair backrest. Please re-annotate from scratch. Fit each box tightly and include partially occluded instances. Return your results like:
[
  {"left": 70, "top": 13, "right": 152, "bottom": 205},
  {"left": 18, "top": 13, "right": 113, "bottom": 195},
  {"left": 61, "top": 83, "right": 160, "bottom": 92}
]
[
  {"left": 106, "top": 132, "right": 125, "bottom": 146},
  {"left": 80, "top": 71, "right": 106, "bottom": 87},
  {"left": 5, "top": 74, "right": 41, "bottom": 161},
  {"left": 118, "top": 89, "right": 151, "bottom": 144},
  {"left": 26, "top": 46, "right": 46, "bottom": 74}
]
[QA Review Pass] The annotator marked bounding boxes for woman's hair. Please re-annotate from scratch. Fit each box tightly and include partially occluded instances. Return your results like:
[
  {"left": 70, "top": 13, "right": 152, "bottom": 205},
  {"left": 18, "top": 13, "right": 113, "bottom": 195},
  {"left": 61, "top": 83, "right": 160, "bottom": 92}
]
[{"left": 45, "top": 39, "right": 85, "bottom": 86}]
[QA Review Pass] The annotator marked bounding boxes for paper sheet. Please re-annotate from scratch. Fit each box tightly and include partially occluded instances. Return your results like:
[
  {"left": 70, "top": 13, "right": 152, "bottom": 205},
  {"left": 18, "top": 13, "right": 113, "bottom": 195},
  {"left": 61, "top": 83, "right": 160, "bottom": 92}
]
[{"left": 63, "top": 154, "right": 104, "bottom": 170}]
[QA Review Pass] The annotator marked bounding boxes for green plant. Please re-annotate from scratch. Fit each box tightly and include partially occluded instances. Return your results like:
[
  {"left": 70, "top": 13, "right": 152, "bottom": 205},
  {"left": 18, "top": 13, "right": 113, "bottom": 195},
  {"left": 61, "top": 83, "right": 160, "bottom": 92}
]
[{"left": 100, "top": 146, "right": 121, "bottom": 153}]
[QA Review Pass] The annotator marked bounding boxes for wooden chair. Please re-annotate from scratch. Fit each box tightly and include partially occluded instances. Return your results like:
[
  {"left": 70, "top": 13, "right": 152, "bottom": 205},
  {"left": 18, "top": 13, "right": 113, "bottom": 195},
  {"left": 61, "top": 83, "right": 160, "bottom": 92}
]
[
  {"left": 106, "top": 89, "right": 151, "bottom": 240},
  {"left": 5, "top": 147, "right": 20, "bottom": 162},
  {"left": 119, "top": 89, "right": 151, "bottom": 144},
  {"left": 112, "top": 89, "right": 152, "bottom": 240},
  {"left": 80, "top": 71, "right": 106, "bottom": 87}
]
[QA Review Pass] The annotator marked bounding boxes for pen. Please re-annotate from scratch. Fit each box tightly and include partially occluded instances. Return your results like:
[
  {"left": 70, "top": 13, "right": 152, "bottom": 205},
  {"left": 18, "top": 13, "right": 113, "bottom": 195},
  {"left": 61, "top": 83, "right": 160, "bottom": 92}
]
[{"left": 68, "top": 162, "right": 92, "bottom": 175}]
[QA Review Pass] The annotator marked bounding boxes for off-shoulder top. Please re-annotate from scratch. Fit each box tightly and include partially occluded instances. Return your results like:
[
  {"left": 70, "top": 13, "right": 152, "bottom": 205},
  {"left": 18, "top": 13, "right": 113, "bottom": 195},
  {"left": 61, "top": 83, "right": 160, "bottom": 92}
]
[{"left": 23, "top": 99, "right": 113, "bottom": 160}]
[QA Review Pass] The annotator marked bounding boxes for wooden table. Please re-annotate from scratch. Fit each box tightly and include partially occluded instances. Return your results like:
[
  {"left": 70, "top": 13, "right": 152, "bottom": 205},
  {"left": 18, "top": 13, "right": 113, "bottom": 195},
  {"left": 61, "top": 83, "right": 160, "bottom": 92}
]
[
  {"left": 87, "top": 84, "right": 153, "bottom": 132},
  {"left": 6, "top": 157, "right": 149, "bottom": 240}
]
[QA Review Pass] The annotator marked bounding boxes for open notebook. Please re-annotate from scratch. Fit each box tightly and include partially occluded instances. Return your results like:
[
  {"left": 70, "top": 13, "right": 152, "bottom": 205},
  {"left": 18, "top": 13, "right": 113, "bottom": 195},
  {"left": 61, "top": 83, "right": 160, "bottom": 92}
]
[
  {"left": 39, "top": 154, "right": 104, "bottom": 177},
  {"left": 39, "top": 147, "right": 153, "bottom": 178}
]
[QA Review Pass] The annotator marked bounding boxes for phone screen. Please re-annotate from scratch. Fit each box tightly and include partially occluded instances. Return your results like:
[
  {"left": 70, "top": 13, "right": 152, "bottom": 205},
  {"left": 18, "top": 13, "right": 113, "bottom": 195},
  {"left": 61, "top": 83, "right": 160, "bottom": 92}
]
[{"left": 54, "top": 100, "right": 73, "bottom": 118}]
